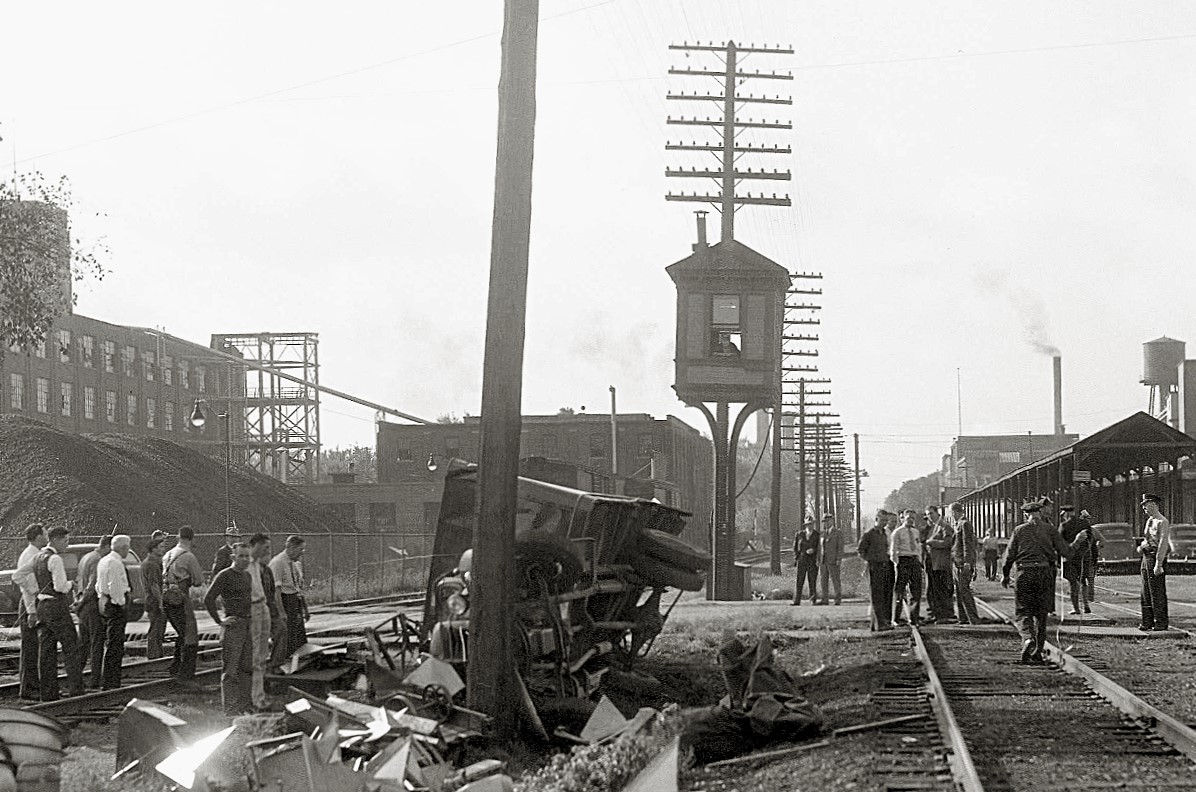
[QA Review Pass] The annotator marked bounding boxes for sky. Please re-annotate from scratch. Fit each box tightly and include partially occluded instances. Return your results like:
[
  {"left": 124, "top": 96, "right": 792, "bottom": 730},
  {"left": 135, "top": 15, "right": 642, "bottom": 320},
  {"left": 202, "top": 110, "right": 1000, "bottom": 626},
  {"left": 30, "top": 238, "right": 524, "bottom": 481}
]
[{"left": 6, "top": 1, "right": 1196, "bottom": 513}]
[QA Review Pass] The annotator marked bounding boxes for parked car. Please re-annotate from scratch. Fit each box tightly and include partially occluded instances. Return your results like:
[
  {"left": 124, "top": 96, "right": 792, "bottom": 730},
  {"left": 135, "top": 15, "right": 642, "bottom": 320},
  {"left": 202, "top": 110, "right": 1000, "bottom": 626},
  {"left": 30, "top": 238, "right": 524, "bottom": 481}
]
[
  {"left": 1090, "top": 522, "right": 1138, "bottom": 574},
  {"left": 1168, "top": 524, "right": 1196, "bottom": 559},
  {"left": 0, "top": 543, "right": 146, "bottom": 625}
]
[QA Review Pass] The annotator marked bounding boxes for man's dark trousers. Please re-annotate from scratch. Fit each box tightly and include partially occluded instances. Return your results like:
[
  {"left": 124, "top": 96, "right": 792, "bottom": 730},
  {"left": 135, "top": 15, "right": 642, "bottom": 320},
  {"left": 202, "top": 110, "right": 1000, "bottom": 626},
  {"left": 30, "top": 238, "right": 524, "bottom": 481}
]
[
  {"left": 220, "top": 615, "right": 254, "bottom": 715},
  {"left": 281, "top": 593, "right": 307, "bottom": 655},
  {"left": 36, "top": 598, "right": 83, "bottom": 700},
  {"left": 77, "top": 591, "right": 104, "bottom": 687},
  {"left": 867, "top": 560, "right": 895, "bottom": 629},
  {"left": 100, "top": 603, "right": 127, "bottom": 690},
  {"left": 17, "top": 607, "right": 39, "bottom": 700},
  {"left": 793, "top": 558, "right": 818, "bottom": 604}
]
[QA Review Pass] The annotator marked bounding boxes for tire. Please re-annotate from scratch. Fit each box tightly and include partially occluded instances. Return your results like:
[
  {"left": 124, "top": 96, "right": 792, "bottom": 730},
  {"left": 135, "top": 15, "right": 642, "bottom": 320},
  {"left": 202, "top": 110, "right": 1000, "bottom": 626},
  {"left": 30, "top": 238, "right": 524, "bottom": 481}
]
[
  {"left": 629, "top": 554, "right": 706, "bottom": 591},
  {"left": 635, "top": 529, "right": 710, "bottom": 571},
  {"left": 515, "top": 531, "right": 584, "bottom": 596}
]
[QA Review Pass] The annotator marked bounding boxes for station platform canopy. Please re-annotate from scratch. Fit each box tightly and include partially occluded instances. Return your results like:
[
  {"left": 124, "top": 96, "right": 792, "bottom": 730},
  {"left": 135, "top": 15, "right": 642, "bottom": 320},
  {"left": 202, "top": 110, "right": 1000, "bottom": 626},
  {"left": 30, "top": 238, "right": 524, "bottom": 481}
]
[{"left": 957, "top": 412, "right": 1196, "bottom": 534}]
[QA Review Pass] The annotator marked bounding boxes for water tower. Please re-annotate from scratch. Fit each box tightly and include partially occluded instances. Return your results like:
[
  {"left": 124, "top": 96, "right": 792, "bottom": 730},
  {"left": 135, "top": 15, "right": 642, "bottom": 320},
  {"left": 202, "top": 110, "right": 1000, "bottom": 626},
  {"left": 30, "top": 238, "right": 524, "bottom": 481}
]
[{"left": 1143, "top": 336, "right": 1186, "bottom": 425}]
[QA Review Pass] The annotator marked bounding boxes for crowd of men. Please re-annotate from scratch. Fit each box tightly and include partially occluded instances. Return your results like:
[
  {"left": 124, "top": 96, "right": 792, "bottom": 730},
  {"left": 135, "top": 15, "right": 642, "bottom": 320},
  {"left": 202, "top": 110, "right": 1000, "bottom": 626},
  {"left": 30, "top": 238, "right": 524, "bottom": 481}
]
[{"left": 11, "top": 523, "right": 312, "bottom": 716}]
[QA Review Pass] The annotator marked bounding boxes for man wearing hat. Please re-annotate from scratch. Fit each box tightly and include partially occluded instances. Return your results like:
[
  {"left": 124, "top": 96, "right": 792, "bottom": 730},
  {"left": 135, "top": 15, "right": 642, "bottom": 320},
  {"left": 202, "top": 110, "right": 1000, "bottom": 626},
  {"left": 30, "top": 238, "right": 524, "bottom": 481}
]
[
  {"left": 1002, "top": 499, "right": 1075, "bottom": 663},
  {"left": 791, "top": 516, "right": 820, "bottom": 606},
  {"left": 1137, "top": 493, "right": 1172, "bottom": 631},
  {"left": 1080, "top": 509, "right": 1100, "bottom": 602},
  {"left": 140, "top": 536, "right": 167, "bottom": 659},
  {"left": 212, "top": 524, "right": 240, "bottom": 577},
  {"left": 818, "top": 514, "right": 844, "bottom": 606},
  {"left": 857, "top": 510, "right": 895, "bottom": 630},
  {"left": 1058, "top": 505, "right": 1093, "bottom": 615}
]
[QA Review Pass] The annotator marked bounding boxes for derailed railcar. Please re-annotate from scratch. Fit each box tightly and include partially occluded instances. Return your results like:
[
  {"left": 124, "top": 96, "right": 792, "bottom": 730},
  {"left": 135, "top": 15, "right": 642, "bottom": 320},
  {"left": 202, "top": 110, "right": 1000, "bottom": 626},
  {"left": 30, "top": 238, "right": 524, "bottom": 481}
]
[{"left": 421, "top": 466, "right": 708, "bottom": 719}]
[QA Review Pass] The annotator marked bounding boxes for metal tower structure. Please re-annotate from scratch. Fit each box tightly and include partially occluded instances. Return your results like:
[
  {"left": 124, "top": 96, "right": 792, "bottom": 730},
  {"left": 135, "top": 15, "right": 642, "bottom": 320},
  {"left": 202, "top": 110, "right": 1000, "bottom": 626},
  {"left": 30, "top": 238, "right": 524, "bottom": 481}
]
[{"left": 212, "top": 332, "right": 321, "bottom": 484}]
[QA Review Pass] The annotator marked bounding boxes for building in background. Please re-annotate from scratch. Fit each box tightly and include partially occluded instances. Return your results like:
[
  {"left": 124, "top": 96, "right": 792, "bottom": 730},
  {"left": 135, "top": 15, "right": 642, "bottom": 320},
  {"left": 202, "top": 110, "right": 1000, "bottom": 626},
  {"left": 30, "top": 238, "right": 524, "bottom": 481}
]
[
  {"left": 942, "top": 432, "right": 1080, "bottom": 496},
  {"left": 375, "top": 412, "right": 713, "bottom": 550}
]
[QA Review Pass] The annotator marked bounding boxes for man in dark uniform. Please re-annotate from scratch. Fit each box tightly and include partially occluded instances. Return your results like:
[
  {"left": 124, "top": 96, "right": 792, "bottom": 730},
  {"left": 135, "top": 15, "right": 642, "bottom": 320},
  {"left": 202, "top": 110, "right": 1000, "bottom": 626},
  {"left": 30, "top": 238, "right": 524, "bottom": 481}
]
[
  {"left": 857, "top": 510, "right": 894, "bottom": 630},
  {"left": 1058, "top": 505, "right": 1092, "bottom": 615},
  {"left": 791, "top": 517, "right": 820, "bottom": 605},
  {"left": 1002, "top": 499, "right": 1075, "bottom": 663},
  {"left": 212, "top": 524, "right": 241, "bottom": 577}
]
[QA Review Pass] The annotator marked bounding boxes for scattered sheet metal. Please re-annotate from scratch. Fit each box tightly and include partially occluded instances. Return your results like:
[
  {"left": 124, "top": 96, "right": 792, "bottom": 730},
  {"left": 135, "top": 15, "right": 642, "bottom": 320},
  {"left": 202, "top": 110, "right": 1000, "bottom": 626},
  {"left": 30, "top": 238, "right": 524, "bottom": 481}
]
[
  {"left": 623, "top": 736, "right": 679, "bottom": 792},
  {"left": 154, "top": 725, "right": 235, "bottom": 791},
  {"left": 114, "top": 698, "right": 190, "bottom": 780}
]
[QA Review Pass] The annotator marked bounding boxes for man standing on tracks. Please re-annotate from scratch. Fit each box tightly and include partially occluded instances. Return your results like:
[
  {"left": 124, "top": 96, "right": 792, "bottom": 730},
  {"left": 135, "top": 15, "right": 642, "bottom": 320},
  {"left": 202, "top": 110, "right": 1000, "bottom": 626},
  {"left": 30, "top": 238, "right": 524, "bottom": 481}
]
[
  {"left": 949, "top": 502, "right": 981, "bottom": 625},
  {"left": 75, "top": 533, "right": 110, "bottom": 688},
  {"left": 1002, "top": 500, "right": 1074, "bottom": 663},
  {"left": 791, "top": 517, "right": 820, "bottom": 606},
  {"left": 28, "top": 527, "right": 83, "bottom": 700},
  {"left": 141, "top": 536, "right": 167, "bottom": 659},
  {"left": 162, "top": 525, "right": 205, "bottom": 682},
  {"left": 212, "top": 524, "right": 240, "bottom": 577},
  {"left": 96, "top": 534, "right": 132, "bottom": 690},
  {"left": 205, "top": 542, "right": 255, "bottom": 716},
  {"left": 13, "top": 523, "right": 47, "bottom": 701},
  {"left": 1058, "top": 505, "right": 1092, "bottom": 615},
  {"left": 1081, "top": 509, "right": 1099, "bottom": 602},
  {"left": 982, "top": 529, "right": 1001, "bottom": 581},
  {"left": 246, "top": 532, "right": 276, "bottom": 710},
  {"left": 1138, "top": 493, "right": 1172, "bottom": 632},
  {"left": 270, "top": 535, "right": 309, "bottom": 657},
  {"left": 890, "top": 509, "right": 924, "bottom": 626},
  {"left": 818, "top": 514, "right": 844, "bottom": 606},
  {"left": 924, "top": 505, "right": 956, "bottom": 624},
  {"left": 858, "top": 510, "right": 894, "bottom": 630}
]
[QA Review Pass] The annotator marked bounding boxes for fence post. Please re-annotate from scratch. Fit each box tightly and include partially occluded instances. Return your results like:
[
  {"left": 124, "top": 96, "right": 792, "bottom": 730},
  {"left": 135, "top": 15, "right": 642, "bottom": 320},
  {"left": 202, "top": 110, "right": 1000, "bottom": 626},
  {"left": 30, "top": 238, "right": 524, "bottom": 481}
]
[{"left": 355, "top": 532, "right": 361, "bottom": 600}]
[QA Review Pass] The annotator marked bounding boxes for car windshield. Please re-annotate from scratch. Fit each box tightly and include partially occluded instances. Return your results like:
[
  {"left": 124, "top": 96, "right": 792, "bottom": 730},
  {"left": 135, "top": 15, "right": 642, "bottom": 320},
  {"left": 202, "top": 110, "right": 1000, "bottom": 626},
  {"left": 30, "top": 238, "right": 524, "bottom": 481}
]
[
  {"left": 1171, "top": 525, "right": 1196, "bottom": 538},
  {"left": 1097, "top": 525, "right": 1132, "bottom": 540}
]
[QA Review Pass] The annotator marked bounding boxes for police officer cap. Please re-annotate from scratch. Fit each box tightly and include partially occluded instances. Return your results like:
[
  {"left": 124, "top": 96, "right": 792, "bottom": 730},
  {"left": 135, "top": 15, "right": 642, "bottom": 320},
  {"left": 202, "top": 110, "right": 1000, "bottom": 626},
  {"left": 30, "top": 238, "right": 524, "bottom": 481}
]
[
  {"left": 1020, "top": 500, "right": 1043, "bottom": 513},
  {"left": 1141, "top": 493, "right": 1162, "bottom": 505}
]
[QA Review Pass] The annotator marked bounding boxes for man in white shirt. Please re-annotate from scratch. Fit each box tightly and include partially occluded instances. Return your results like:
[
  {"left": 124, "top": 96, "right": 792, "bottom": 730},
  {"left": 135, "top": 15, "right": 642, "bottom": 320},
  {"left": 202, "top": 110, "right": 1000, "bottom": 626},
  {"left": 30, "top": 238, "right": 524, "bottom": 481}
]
[
  {"left": 246, "top": 532, "right": 273, "bottom": 710},
  {"left": 19, "top": 527, "right": 84, "bottom": 700},
  {"left": 12, "top": 523, "right": 47, "bottom": 701},
  {"left": 889, "top": 509, "right": 925, "bottom": 626},
  {"left": 95, "top": 534, "right": 132, "bottom": 690},
  {"left": 269, "top": 535, "right": 309, "bottom": 658}
]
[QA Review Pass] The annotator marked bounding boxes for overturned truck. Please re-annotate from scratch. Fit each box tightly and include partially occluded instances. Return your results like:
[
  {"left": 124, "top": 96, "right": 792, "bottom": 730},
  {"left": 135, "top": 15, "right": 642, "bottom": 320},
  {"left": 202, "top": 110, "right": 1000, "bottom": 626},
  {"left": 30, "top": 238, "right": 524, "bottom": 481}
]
[{"left": 422, "top": 466, "right": 709, "bottom": 727}]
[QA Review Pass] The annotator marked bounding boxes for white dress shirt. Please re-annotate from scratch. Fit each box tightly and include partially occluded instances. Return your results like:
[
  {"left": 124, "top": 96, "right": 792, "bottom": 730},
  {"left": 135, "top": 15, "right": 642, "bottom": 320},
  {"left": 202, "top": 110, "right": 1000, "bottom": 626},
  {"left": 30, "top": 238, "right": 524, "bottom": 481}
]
[
  {"left": 96, "top": 553, "right": 131, "bottom": 606},
  {"left": 248, "top": 560, "right": 265, "bottom": 603},
  {"left": 13, "top": 543, "right": 43, "bottom": 613},
  {"left": 33, "top": 549, "right": 72, "bottom": 599}
]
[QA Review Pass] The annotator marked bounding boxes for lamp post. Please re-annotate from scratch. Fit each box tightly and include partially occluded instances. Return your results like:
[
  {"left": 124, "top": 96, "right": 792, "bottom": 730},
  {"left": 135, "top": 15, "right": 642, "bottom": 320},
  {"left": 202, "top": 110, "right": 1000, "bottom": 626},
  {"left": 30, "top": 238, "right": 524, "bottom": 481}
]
[{"left": 190, "top": 399, "right": 232, "bottom": 531}]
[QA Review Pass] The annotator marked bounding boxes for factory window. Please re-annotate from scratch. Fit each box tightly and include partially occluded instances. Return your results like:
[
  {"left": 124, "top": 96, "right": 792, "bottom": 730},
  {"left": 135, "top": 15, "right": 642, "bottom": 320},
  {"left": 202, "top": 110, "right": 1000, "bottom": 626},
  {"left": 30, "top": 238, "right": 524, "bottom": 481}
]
[
  {"left": 395, "top": 447, "right": 413, "bottom": 462},
  {"left": 105, "top": 391, "right": 116, "bottom": 423},
  {"left": 589, "top": 431, "right": 608, "bottom": 458},
  {"left": 33, "top": 338, "right": 46, "bottom": 359},
  {"left": 369, "top": 502, "right": 397, "bottom": 530},
  {"left": 9, "top": 374, "right": 24, "bottom": 410},
  {"left": 60, "top": 383, "right": 72, "bottom": 417},
  {"left": 998, "top": 451, "right": 1021, "bottom": 464},
  {"left": 637, "top": 433, "right": 655, "bottom": 459},
  {"left": 83, "top": 386, "right": 95, "bottom": 420},
  {"left": 146, "top": 397, "right": 156, "bottom": 429},
  {"left": 710, "top": 294, "right": 741, "bottom": 358},
  {"left": 196, "top": 366, "right": 206, "bottom": 394},
  {"left": 423, "top": 502, "right": 440, "bottom": 534},
  {"left": 103, "top": 340, "right": 115, "bottom": 373},
  {"left": 144, "top": 350, "right": 156, "bottom": 382},
  {"left": 126, "top": 394, "right": 136, "bottom": 426},
  {"left": 81, "top": 335, "right": 94, "bottom": 368},
  {"left": 162, "top": 355, "right": 173, "bottom": 386},
  {"left": 180, "top": 360, "right": 190, "bottom": 390},
  {"left": 122, "top": 346, "right": 135, "bottom": 377},
  {"left": 445, "top": 436, "right": 461, "bottom": 459},
  {"left": 164, "top": 402, "right": 174, "bottom": 431},
  {"left": 35, "top": 378, "right": 49, "bottom": 414},
  {"left": 57, "top": 330, "right": 71, "bottom": 363}
]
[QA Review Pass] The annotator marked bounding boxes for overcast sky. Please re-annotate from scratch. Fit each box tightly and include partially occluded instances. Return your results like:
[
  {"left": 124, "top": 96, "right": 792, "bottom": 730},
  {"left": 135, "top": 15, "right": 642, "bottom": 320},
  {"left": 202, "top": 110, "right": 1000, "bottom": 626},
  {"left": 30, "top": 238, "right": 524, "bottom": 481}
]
[{"left": 7, "top": 1, "right": 1196, "bottom": 511}]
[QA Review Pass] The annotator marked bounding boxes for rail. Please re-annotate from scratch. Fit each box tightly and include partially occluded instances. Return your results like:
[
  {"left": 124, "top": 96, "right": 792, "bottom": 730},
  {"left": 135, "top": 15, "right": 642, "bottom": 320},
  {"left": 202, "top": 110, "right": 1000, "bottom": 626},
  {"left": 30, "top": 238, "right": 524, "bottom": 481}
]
[{"left": 909, "top": 625, "right": 986, "bottom": 792}]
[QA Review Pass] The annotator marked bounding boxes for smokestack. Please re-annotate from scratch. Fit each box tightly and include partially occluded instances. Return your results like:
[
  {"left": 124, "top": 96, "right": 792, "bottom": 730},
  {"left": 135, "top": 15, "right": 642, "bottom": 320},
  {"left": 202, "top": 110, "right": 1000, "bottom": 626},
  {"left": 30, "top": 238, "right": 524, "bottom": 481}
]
[
  {"left": 693, "top": 210, "right": 708, "bottom": 250},
  {"left": 1053, "top": 355, "right": 1064, "bottom": 435}
]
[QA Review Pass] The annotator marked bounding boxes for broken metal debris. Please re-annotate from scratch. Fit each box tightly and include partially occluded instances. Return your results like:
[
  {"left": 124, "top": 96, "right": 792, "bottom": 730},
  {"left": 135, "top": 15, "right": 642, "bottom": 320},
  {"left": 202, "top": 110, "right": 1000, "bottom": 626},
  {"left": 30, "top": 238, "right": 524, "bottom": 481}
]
[{"left": 0, "top": 708, "right": 67, "bottom": 791}]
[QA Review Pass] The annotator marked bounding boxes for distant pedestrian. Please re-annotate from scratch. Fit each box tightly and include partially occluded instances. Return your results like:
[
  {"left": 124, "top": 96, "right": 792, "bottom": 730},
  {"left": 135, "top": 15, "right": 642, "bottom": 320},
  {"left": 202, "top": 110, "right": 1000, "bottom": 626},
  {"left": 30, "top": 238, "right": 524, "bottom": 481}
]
[
  {"left": 1138, "top": 494, "right": 1171, "bottom": 632},
  {"left": 982, "top": 530, "right": 1001, "bottom": 581},
  {"left": 12, "top": 523, "right": 47, "bottom": 701},
  {"left": 141, "top": 537, "right": 167, "bottom": 659},
  {"left": 1058, "top": 505, "right": 1091, "bottom": 615},
  {"left": 1002, "top": 500, "right": 1073, "bottom": 664},
  {"left": 1081, "top": 509, "right": 1099, "bottom": 602},
  {"left": 205, "top": 543, "right": 254, "bottom": 716},
  {"left": 75, "top": 534, "right": 111, "bottom": 688},
  {"left": 949, "top": 502, "right": 980, "bottom": 625},
  {"left": 212, "top": 524, "right": 241, "bottom": 577},
  {"left": 858, "top": 510, "right": 894, "bottom": 631},
  {"left": 890, "top": 509, "right": 924, "bottom": 625},
  {"left": 96, "top": 534, "right": 133, "bottom": 689},
  {"left": 246, "top": 533, "right": 276, "bottom": 710},
  {"left": 924, "top": 505, "right": 956, "bottom": 624},
  {"left": 818, "top": 514, "right": 843, "bottom": 606},
  {"left": 162, "top": 525, "right": 205, "bottom": 681},
  {"left": 27, "top": 528, "right": 83, "bottom": 700},
  {"left": 270, "top": 535, "right": 310, "bottom": 657},
  {"left": 791, "top": 518, "right": 820, "bottom": 606}
]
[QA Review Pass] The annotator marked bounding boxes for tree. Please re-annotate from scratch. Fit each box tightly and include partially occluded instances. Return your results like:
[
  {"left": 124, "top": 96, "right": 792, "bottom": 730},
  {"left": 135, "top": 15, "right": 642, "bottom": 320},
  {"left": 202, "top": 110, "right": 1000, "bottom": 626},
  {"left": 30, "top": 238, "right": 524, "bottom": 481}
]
[
  {"left": 436, "top": 413, "right": 465, "bottom": 424},
  {"left": 0, "top": 173, "right": 106, "bottom": 361},
  {"left": 556, "top": 407, "right": 576, "bottom": 416},
  {"left": 884, "top": 470, "right": 941, "bottom": 514},
  {"left": 319, "top": 445, "right": 377, "bottom": 483}
]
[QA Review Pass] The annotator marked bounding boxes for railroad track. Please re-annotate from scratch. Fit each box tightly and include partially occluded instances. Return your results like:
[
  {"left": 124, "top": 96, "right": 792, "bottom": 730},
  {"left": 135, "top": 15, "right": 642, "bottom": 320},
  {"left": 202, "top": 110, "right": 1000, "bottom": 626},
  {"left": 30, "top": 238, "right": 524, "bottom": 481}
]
[{"left": 3, "top": 591, "right": 426, "bottom": 719}]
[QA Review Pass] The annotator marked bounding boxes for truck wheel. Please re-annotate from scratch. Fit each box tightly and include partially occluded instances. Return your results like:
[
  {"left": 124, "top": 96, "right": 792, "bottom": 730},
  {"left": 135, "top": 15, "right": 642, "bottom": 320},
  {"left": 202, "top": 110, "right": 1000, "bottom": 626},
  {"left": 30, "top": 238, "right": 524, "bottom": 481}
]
[
  {"left": 515, "top": 532, "right": 584, "bottom": 595},
  {"left": 635, "top": 529, "right": 710, "bottom": 571},
  {"left": 630, "top": 554, "right": 706, "bottom": 591}
]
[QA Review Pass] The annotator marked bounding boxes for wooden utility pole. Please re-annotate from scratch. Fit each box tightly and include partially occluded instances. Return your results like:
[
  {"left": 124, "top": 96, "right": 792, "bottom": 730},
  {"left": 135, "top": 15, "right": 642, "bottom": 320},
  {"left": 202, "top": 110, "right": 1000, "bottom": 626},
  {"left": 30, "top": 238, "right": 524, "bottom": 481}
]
[
  {"left": 769, "top": 404, "right": 782, "bottom": 575},
  {"left": 854, "top": 432, "right": 862, "bottom": 541},
  {"left": 468, "top": 0, "right": 539, "bottom": 738},
  {"left": 798, "top": 381, "right": 807, "bottom": 525}
]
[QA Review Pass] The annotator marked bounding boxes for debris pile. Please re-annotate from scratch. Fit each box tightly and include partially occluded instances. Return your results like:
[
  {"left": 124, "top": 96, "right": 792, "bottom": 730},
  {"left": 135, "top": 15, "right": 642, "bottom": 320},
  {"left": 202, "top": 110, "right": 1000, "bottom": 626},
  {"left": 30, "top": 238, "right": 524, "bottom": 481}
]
[{"left": 0, "top": 708, "right": 67, "bottom": 790}]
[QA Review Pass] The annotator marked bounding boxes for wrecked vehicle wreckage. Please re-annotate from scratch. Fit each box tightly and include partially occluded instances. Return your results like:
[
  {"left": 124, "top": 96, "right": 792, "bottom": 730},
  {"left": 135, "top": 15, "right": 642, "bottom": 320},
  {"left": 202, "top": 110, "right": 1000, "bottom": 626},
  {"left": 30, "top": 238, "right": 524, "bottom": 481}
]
[{"left": 422, "top": 466, "right": 711, "bottom": 735}]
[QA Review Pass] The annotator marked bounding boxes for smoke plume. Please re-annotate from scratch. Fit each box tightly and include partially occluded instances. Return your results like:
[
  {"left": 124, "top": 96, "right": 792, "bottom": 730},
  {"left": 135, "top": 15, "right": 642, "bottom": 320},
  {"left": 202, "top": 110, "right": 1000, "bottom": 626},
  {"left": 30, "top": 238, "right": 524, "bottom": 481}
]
[{"left": 978, "top": 270, "right": 1060, "bottom": 356}]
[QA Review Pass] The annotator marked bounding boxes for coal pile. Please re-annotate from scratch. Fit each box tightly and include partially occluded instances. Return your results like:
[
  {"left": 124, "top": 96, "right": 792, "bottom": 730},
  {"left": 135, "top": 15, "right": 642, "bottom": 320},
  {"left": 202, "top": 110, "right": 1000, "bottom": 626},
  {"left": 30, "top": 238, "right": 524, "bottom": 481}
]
[{"left": 0, "top": 415, "right": 346, "bottom": 567}]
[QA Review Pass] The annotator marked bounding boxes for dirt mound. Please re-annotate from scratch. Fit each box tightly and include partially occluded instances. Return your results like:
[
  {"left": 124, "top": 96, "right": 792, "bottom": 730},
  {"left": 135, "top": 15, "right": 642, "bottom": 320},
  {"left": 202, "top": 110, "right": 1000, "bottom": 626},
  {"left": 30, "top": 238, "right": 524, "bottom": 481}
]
[{"left": 0, "top": 415, "right": 346, "bottom": 567}]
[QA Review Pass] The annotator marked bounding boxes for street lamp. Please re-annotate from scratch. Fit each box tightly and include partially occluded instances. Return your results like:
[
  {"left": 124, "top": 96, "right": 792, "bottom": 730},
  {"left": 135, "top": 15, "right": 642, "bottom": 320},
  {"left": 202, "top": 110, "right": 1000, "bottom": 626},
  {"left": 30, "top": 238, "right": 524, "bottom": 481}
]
[{"left": 190, "top": 399, "right": 232, "bottom": 531}]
